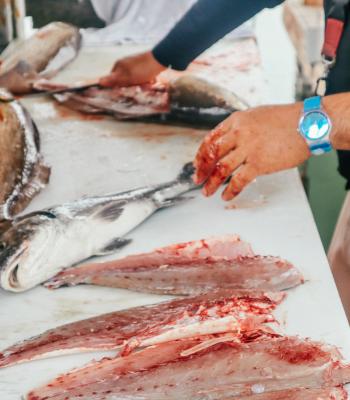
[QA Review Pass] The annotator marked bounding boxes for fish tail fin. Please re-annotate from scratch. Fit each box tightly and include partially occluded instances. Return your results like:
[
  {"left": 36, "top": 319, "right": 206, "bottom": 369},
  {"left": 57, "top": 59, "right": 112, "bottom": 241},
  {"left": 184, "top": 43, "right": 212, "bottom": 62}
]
[
  {"left": 155, "top": 194, "right": 194, "bottom": 209},
  {"left": 176, "top": 162, "right": 196, "bottom": 185},
  {"left": 151, "top": 163, "right": 198, "bottom": 210}
]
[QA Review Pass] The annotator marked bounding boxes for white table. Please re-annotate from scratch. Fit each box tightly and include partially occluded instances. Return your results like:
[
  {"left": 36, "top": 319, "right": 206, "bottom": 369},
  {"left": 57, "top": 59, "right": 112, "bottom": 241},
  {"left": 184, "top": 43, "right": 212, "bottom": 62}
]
[{"left": 0, "top": 39, "right": 349, "bottom": 398}]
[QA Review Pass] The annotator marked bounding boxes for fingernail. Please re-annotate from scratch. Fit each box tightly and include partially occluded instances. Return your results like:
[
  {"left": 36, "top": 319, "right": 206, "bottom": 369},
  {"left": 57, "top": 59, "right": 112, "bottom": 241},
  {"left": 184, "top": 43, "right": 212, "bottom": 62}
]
[
  {"left": 202, "top": 187, "right": 210, "bottom": 197},
  {"left": 222, "top": 188, "right": 232, "bottom": 201}
]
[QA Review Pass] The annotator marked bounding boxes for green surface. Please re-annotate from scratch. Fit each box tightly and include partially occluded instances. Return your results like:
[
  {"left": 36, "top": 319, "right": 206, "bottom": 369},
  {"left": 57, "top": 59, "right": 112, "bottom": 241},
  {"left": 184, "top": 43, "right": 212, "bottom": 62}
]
[{"left": 308, "top": 151, "right": 347, "bottom": 251}]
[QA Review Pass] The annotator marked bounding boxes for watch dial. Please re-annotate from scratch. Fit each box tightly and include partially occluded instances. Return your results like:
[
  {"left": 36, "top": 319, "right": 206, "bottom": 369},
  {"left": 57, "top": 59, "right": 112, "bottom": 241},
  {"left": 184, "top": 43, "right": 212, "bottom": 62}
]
[{"left": 301, "top": 111, "right": 330, "bottom": 140}]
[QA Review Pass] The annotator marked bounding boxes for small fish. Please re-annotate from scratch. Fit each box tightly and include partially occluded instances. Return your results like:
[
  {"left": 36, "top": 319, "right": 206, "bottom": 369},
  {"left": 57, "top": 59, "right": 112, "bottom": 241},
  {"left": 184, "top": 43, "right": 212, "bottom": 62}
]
[
  {"left": 46, "top": 236, "right": 303, "bottom": 294},
  {"left": 0, "top": 289, "right": 284, "bottom": 369},
  {"left": 0, "top": 163, "right": 196, "bottom": 292},
  {"left": 0, "top": 22, "right": 81, "bottom": 94},
  {"left": 0, "top": 89, "right": 50, "bottom": 219},
  {"left": 25, "top": 335, "right": 350, "bottom": 400}
]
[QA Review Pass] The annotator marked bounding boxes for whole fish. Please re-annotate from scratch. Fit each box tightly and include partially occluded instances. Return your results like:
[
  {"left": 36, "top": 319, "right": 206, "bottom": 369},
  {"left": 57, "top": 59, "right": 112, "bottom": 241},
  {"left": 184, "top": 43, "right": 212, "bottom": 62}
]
[
  {"left": 0, "top": 289, "right": 284, "bottom": 369},
  {"left": 0, "top": 163, "right": 196, "bottom": 292},
  {"left": 25, "top": 335, "right": 350, "bottom": 400},
  {"left": 0, "top": 90, "right": 50, "bottom": 219},
  {"left": 0, "top": 22, "right": 81, "bottom": 94},
  {"left": 46, "top": 236, "right": 303, "bottom": 294}
]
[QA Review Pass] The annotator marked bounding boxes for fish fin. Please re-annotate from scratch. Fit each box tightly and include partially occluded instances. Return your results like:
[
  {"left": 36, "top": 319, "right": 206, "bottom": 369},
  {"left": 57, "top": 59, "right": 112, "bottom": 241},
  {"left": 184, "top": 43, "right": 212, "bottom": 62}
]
[
  {"left": 6, "top": 159, "right": 51, "bottom": 218},
  {"left": 177, "top": 162, "right": 195, "bottom": 183},
  {"left": 96, "top": 237, "right": 132, "bottom": 256},
  {"left": 156, "top": 195, "right": 194, "bottom": 209},
  {"left": 94, "top": 202, "right": 125, "bottom": 222}
]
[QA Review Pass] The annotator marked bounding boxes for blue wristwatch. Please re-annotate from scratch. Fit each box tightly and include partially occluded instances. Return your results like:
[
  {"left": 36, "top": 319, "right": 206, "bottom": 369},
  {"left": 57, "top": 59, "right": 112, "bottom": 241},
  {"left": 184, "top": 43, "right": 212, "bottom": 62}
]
[{"left": 298, "top": 96, "right": 332, "bottom": 155}]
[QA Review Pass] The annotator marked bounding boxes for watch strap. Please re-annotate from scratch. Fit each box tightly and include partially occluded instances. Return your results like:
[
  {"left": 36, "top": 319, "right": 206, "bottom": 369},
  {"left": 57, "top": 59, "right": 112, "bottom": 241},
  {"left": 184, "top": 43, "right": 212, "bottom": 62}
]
[{"left": 304, "top": 96, "right": 321, "bottom": 112}]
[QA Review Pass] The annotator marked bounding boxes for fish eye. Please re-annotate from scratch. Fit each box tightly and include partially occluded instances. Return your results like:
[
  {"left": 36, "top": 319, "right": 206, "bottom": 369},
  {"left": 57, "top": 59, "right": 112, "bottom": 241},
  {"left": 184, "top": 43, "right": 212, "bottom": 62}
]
[{"left": 0, "top": 242, "right": 6, "bottom": 251}]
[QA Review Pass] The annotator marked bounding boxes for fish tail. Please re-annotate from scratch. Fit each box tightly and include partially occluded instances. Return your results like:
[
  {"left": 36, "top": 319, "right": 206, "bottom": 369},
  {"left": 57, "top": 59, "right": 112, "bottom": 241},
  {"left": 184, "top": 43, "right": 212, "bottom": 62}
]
[
  {"left": 176, "top": 162, "right": 196, "bottom": 185},
  {"left": 152, "top": 163, "right": 198, "bottom": 210}
]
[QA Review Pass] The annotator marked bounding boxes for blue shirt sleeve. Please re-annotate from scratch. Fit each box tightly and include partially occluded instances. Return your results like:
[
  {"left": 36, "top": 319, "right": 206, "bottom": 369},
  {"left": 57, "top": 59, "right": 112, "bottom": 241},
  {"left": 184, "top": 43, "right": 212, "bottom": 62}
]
[{"left": 153, "top": 0, "right": 284, "bottom": 70}]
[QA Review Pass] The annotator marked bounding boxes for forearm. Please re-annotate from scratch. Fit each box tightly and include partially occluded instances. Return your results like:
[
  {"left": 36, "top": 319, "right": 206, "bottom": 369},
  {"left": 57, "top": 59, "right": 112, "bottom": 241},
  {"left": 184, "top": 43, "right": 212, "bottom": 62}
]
[
  {"left": 153, "top": 0, "right": 284, "bottom": 71},
  {"left": 324, "top": 93, "right": 350, "bottom": 149}
]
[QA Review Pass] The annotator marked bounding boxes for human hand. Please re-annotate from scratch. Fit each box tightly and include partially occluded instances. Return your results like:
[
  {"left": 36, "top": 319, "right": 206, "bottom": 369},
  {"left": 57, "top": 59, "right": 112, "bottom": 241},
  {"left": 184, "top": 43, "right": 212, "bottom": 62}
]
[
  {"left": 193, "top": 103, "right": 311, "bottom": 201},
  {"left": 99, "top": 51, "right": 166, "bottom": 87}
]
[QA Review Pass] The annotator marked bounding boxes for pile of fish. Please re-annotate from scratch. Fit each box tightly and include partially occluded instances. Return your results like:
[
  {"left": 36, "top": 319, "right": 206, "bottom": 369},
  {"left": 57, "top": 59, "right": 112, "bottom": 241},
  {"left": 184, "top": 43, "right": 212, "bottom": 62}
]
[
  {"left": 0, "top": 22, "right": 81, "bottom": 94},
  {"left": 34, "top": 75, "right": 248, "bottom": 126},
  {"left": 0, "top": 229, "right": 347, "bottom": 398},
  {"left": 0, "top": 163, "right": 196, "bottom": 292},
  {"left": 0, "top": 90, "right": 49, "bottom": 220}
]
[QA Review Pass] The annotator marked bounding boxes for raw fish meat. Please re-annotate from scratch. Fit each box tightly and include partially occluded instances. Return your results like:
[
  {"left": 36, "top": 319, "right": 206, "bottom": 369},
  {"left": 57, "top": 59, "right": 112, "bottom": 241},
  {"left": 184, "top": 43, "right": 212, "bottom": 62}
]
[
  {"left": 0, "top": 289, "right": 283, "bottom": 368},
  {"left": 26, "top": 335, "right": 350, "bottom": 399},
  {"left": 46, "top": 236, "right": 303, "bottom": 294}
]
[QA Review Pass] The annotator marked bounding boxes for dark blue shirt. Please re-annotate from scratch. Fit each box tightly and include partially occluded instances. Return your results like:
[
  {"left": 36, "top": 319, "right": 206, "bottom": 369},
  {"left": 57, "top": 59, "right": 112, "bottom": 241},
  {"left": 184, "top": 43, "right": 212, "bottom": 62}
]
[{"left": 153, "top": 0, "right": 284, "bottom": 70}]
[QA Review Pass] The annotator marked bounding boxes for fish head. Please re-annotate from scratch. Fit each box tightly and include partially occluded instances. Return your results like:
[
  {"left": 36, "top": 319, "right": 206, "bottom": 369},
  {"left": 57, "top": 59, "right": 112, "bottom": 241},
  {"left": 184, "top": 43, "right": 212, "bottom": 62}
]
[{"left": 0, "top": 211, "right": 58, "bottom": 292}]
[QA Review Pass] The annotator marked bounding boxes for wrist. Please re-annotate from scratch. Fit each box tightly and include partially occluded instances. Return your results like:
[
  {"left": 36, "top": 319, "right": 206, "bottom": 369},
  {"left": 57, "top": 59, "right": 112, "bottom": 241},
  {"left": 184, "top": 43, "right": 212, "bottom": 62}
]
[
  {"left": 323, "top": 94, "right": 350, "bottom": 150},
  {"left": 149, "top": 50, "right": 168, "bottom": 74}
]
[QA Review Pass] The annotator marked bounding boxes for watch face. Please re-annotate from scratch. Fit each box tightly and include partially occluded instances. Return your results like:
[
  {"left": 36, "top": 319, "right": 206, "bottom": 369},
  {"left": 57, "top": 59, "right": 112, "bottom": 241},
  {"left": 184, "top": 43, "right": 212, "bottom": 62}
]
[{"left": 300, "top": 111, "right": 330, "bottom": 141}]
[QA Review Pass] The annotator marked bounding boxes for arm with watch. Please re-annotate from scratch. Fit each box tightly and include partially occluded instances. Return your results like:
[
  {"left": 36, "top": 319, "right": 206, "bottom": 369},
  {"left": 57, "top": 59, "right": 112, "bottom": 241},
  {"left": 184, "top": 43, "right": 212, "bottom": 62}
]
[{"left": 193, "top": 93, "right": 350, "bottom": 200}]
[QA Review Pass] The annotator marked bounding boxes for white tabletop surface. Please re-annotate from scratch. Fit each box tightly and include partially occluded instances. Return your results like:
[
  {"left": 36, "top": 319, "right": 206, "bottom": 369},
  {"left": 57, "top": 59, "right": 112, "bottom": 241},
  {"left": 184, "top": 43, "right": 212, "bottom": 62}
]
[{"left": 0, "top": 39, "right": 349, "bottom": 399}]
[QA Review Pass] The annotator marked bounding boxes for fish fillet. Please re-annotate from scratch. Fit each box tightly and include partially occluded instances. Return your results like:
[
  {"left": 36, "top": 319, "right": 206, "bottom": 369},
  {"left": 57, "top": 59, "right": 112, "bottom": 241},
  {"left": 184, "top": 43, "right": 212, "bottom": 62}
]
[
  {"left": 46, "top": 236, "right": 303, "bottom": 294},
  {"left": 0, "top": 90, "right": 50, "bottom": 219},
  {"left": 0, "top": 289, "right": 284, "bottom": 368},
  {"left": 54, "top": 84, "right": 170, "bottom": 119},
  {"left": 25, "top": 335, "right": 350, "bottom": 400}
]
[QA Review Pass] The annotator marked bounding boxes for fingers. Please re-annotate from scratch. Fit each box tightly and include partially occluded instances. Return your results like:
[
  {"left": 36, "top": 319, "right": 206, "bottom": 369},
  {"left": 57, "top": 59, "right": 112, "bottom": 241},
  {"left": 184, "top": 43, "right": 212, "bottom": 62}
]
[
  {"left": 202, "top": 149, "right": 246, "bottom": 197},
  {"left": 194, "top": 122, "right": 238, "bottom": 184},
  {"left": 99, "top": 72, "right": 123, "bottom": 88},
  {"left": 222, "top": 164, "right": 257, "bottom": 201}
]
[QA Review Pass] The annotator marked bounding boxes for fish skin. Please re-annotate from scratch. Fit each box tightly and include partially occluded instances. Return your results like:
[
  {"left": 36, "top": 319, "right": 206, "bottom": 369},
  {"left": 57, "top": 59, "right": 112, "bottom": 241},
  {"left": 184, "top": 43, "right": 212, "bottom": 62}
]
[
  {"left": 170, "top": 75, "right": 249, "bottom": 111},
  {"left": 25, "top": 335, "right": 350, "bottom": 400},
  {"left": 0, "top": 163, "right": 196, "bottom": 292},
  {"left": 237, "top": 387, "right": 348, "bottom": 400},
  {"left": 0, "top": 91, "right": 50, "bottom": 220},
  {"left": 0, "top": 289, "right": 284, "bottom": 369},
  {"left": 0, "top": 22, "right": 81, "bottom": 94},
  {"left": 46, "top": 236, "right": 303, "bottom": 294}
]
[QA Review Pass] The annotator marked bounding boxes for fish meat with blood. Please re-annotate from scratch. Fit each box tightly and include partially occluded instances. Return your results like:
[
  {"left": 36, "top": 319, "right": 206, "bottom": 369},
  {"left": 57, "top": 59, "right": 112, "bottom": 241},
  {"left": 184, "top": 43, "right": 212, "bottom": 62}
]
[
  {"left": 0, "top": 163, "right": 196, "bottom": 292},
  {"left": 0, "top": 289, "right": 284, "bottom": 368},
  {"left": 53, "top": 84, "right": 170, "bottom": 119},
  {"left": 0, "top": 90, "right": 50, "bottom": 220},
  {"left": 0, "top": 22, "right": 81, "bottom": 94},
  {"left": 46, "top": 236, "right": 303, "bottom": 294},
  {"left": 35, "top": 75, "right": 247, "bottom": 125},
  {"left": 25, "top": 335, "right": 350, "bottom": 400}
]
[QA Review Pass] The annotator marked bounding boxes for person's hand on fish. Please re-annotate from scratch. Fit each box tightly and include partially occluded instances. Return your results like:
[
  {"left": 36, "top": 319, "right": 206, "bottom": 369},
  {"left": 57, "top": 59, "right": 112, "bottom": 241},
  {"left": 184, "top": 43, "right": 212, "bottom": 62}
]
[
  {"left": 99, "top": 51, "right": 166, "bottom": 87},
  {"left": 193, "top": 103, "right": 311, "bottom": 201}
]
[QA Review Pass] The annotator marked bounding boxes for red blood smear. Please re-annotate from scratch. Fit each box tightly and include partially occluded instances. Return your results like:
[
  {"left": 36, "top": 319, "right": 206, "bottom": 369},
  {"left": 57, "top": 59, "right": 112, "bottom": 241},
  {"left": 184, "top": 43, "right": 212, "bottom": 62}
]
[
  {"left": 53, "top": 103, "right": 104, "bottom": 121},
  {"left": 269, "top": 342, "right": 328, "bottom": 364}
]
